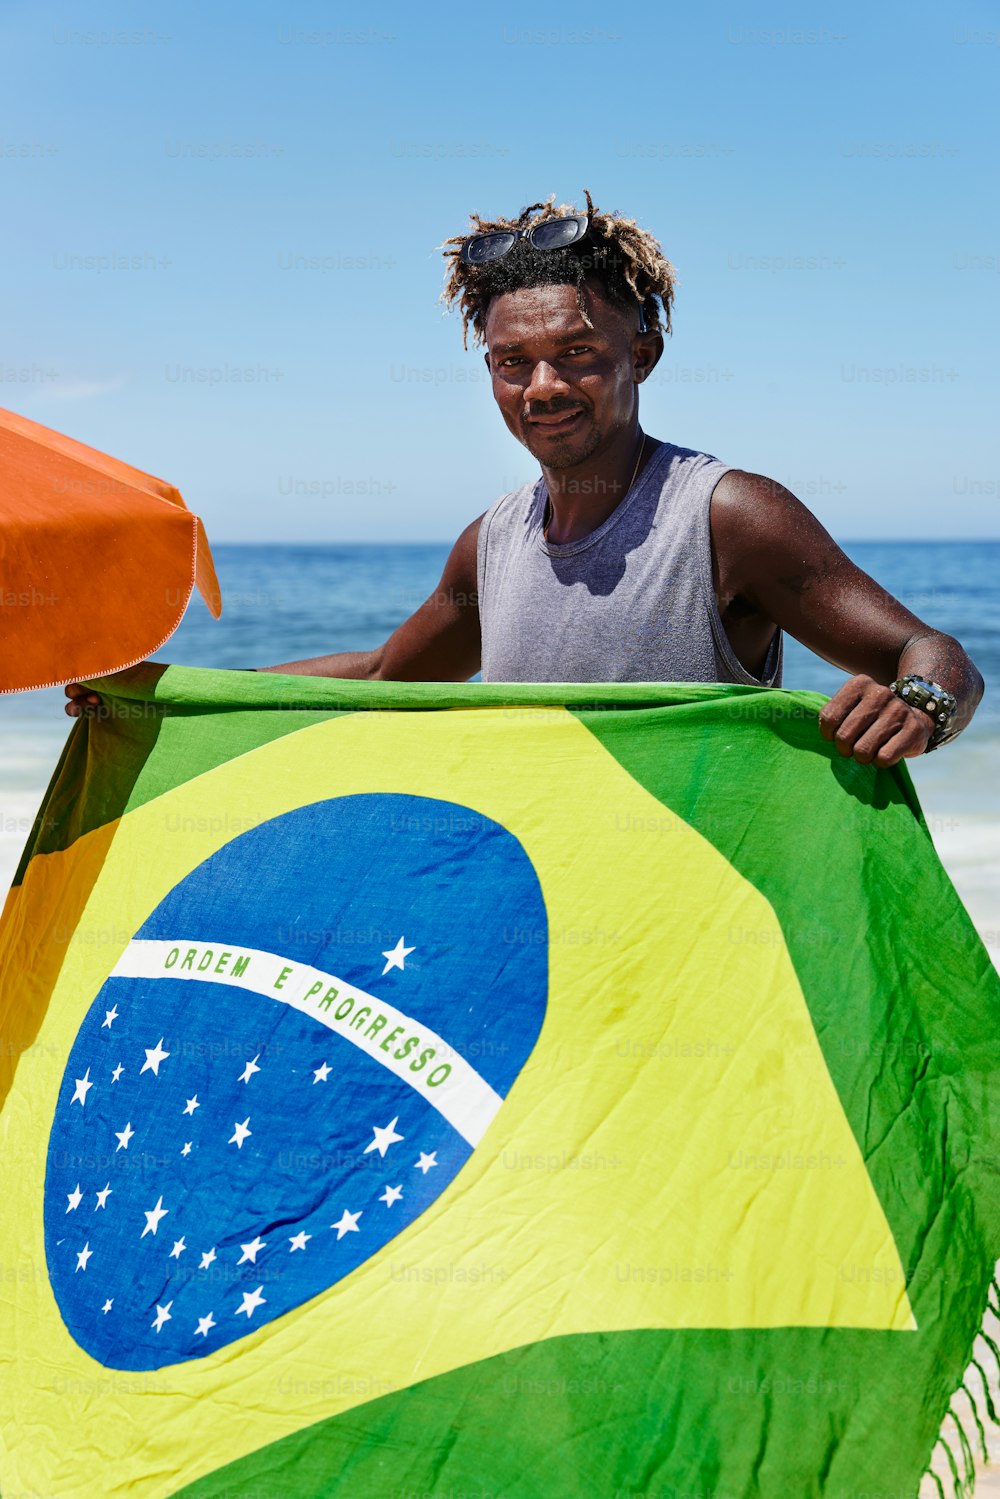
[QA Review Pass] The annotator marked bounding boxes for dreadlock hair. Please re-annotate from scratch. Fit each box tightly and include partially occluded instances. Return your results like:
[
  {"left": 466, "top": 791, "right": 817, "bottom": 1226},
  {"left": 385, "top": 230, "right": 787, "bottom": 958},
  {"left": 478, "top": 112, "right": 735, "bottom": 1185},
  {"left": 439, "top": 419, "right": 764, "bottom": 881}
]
[{"left": 439, "top": 190, "right": 677, "bottom": 351}]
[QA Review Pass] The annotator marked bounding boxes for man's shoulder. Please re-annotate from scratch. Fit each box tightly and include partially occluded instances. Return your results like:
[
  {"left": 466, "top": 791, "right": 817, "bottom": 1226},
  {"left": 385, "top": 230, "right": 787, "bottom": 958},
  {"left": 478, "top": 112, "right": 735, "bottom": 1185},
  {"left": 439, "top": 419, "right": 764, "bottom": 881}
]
[
  {"left": 708, "top": 469, "right": 839, "bottom": 589},
  {"left": 711, "top": 469, "right": 801, "bottom": 525}
]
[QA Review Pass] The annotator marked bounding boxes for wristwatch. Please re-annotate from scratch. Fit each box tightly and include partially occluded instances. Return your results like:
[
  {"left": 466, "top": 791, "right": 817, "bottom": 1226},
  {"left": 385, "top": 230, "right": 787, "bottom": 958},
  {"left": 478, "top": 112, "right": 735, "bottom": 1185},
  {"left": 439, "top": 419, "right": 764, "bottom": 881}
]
[{"left": 890, "top": 674, "right": 959, "bottom": 751}]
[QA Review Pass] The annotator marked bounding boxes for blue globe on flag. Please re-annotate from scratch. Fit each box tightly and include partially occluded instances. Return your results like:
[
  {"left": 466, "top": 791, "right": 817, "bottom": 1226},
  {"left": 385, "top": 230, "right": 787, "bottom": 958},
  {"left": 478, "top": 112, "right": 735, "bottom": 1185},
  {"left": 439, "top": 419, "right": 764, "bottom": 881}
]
[{"left": 44, "top": 793, "right": 548, "bottom": 1370}]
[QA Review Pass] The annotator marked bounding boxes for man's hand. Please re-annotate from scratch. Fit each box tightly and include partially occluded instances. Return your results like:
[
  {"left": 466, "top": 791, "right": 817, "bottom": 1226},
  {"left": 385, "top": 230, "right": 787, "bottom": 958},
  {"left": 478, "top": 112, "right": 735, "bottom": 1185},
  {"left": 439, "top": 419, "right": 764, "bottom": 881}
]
[
  {"left": 64, "top": 683, "right": 104, "bottom": 717},
  {"left": 818, "top": 675, "right": 932, "bottom": 767}
]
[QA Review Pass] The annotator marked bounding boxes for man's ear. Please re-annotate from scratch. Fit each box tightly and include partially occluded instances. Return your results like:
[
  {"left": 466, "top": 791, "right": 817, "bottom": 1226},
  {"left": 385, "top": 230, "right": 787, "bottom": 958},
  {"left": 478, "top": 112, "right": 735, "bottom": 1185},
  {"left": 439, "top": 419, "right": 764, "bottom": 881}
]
[
  {"left": 483, "top": 350, "right": 491, "bottom": 372},
  {"left": 634, "top": 331, "right": 664, "bottom": 384}
]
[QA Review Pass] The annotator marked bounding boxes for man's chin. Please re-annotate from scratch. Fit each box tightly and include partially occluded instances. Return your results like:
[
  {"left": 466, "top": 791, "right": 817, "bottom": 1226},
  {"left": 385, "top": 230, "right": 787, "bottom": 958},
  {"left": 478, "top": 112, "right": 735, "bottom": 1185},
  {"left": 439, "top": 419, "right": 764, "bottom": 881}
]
[{"left": 522, "top": 423, "right": 602, "bottom": 469}]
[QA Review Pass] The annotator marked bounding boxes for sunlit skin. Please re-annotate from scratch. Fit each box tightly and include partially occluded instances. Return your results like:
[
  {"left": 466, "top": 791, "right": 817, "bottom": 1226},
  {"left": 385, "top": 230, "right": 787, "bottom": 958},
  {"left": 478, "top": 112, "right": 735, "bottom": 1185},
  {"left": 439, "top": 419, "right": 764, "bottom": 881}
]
[{"left": 67, "top": 276, "right": 984, "bottom": 767}]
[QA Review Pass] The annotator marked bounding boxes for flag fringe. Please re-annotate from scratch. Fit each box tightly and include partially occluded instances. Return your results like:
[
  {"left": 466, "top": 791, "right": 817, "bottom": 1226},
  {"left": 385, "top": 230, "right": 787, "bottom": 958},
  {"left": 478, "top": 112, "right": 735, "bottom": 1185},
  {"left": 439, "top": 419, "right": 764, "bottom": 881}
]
[
  {"left": 925, "top": 1465, "right": 948, "bottom": 1499},
  {"left": 952, "top": 1400, "right": 977, "bottom": 1485},
  {"left": 934, "top": 1427, "right": 969, "bottom": 1497},
  {"left": 971, "top": 1358, "right": 1000, "bottom": 1428},
  {"left": 923, "top": 1313, "right": 1000, "bottom": 1498},
  {"left": 963, "top": 1379, "right": 989, "bottom": 1463}
]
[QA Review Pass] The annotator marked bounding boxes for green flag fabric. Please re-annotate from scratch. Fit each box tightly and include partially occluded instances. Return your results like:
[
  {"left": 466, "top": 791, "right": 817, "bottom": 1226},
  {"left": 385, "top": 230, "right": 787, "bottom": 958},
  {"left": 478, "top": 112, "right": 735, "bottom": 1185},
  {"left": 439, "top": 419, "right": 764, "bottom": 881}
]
[{"left": 1, "top": 666, "right": 999, "bottom": 1499}]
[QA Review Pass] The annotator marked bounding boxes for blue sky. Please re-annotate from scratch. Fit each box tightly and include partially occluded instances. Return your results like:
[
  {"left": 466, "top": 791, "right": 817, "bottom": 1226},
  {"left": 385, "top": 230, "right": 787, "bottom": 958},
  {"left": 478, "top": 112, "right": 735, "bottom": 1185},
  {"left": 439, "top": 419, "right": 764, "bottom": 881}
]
[{"left": 1, "top": 0, "right": 997, "bottom": 542}]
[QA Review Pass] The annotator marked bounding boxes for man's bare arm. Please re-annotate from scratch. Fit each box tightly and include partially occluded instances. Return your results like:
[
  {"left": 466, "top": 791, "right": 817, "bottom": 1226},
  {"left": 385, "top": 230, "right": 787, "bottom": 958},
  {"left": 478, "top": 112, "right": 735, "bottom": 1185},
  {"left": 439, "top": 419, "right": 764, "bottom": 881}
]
[
  {"left": 711, "top": 471, "right": 984, "bottom": 766},
  {"left": 65, "top": 517, "right": 484, "bottom": 715},
  {"left": 258, "top": 515, "right": 483, "bottom": 680}
]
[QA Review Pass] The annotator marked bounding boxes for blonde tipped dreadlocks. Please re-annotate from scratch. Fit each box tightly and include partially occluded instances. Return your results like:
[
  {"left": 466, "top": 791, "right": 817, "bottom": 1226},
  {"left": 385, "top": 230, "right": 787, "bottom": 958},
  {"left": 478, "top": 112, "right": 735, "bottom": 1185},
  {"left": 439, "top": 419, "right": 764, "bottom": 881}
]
[{"left": 439, "top": 190, "right": 677, "bottom": 350}]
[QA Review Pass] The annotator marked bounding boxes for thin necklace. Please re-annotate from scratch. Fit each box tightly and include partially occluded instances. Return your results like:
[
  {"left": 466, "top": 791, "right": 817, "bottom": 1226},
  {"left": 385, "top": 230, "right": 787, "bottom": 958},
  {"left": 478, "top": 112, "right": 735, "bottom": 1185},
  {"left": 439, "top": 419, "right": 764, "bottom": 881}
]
[{"left": 543, "top": 430, "right": 647, "bottom": 542}]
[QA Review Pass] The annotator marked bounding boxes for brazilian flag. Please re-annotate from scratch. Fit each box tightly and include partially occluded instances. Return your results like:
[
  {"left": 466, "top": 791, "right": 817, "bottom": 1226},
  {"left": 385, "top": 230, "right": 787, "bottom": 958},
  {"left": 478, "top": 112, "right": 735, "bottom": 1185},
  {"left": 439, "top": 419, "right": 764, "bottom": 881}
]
[{"left": 2, "top": 667, "right": 999, "bottom": 1498}]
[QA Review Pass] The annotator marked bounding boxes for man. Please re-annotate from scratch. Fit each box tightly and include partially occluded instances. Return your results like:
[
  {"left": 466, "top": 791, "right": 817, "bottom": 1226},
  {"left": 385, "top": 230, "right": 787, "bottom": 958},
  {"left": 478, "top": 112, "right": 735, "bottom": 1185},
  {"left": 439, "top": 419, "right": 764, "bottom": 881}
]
[{"left": 67, "top": 192, "right": 982, "bottom": 763}]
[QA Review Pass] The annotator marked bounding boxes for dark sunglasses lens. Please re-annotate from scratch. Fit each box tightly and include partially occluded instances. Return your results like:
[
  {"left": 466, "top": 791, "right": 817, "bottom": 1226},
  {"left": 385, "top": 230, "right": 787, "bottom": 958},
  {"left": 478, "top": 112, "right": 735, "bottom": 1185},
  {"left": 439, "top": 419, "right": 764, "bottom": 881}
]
[
  {"left": 464, "top": 232, "right": 517, "bottom": 264},
  {"left": 530, "top": 217, "right": 586, "bottom": 251}
]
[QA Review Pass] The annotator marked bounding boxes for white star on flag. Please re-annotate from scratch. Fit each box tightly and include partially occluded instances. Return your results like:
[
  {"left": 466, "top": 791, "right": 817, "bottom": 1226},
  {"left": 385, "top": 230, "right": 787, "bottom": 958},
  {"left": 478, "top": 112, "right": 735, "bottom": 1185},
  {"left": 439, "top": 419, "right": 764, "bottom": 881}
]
[
  {"left": 183, "top": 1095, "right": 200, "bottom": 1116},
  {"left": 181, "top": 1141, "right": 192, "bottom": 1157},
  {"left": 66, "top": 1183, "right": 83, "bottom": 1213},
  {"left": 102, "top": 1005, "right": 119, "bottom": 1029},
  {"left": 380, "top": 1185, "right": 403, "bottom": 1207},
  {"left": 381, "top": 936, "right": 415, "bottom": 975},
  {"left": 415, "top": 1152, "right": 438, "bottom": 1174},
  {"left": 195, "top": 1313, "right": 216, "bottom": 1338},
  {"left": 331, "top": 1208, "right": 362, "bottom": 1240},
  {"left": 111, "top": 1064, "right": 124, "bottom": 1083},
  {"left": 71, "top": 1068, "right": 93, "bottom": 1107},
  {"left": 313, "top": 1062, "right": 331, "bottom": 1083},
  {"left": 289, "top": 1231, "right": 311, "bottom": 1252},
  {"left": 140, "top": 1038, "right": 170, "bottom": 1077},
  {"left": 169, "top": 1238, "right": 187, "bottom": 1260},
  {"left": 115, "top": 1121, "right": 135, "bottom": 1151},
  {"left": 102, "top": 1299, "right": 113, "bottom": 1314},
  {"left": 235, "top": 1285, "right": 266, "bottom": 1319},
  {"left": 75, "top": 1242, "right": 92, "bottom": 1272},
  {"left": 239, "top": 1054, "right": 261, "bottom": 1084},
  {"left": 95, "top": 1184, "right": 112, "bottom": 1210},
  {"left": 141, "top": 1196, "right": 168, "bottom": 1238},
  {"left": 151, "top": 1301, "right": 172, "bottom": 1333},
  {"left": 364, "top": 1116, "right": 404, "bottom": 1158},
  {"left": 229, "top": 1117, "right": 252, "bottom": 1149},
  {"left": 238, "top": 1236, "right": 267, "bottom": 1265},
  {"left": 199, "top": 1248, "right": 217, "bottom": 1269}
]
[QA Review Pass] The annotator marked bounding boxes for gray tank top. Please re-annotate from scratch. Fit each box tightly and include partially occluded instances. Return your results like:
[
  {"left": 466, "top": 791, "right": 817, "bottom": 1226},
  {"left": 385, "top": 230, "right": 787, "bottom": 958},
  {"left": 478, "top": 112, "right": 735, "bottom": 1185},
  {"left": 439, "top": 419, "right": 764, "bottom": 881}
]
[{"left": 477, "top": 438, "right": 783, "bottom": 686}]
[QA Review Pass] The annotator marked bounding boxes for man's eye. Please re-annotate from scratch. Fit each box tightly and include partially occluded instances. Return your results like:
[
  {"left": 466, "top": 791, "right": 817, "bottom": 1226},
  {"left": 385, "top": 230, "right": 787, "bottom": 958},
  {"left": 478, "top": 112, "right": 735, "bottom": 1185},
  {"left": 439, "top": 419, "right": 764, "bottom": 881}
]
[
  {"left": 566, "top": 346, "right": 591, "bottom": 356},
  {"left": 500, "top": 357, "right": 525, "bottom": 368}
]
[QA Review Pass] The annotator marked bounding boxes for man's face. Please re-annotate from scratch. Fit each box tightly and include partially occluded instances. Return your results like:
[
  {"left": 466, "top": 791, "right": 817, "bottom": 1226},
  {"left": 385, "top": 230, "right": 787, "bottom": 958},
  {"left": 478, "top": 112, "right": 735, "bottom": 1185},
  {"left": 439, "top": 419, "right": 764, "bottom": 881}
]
[{"left": 483, "top": 276, "right": 662, "bottom": 469}]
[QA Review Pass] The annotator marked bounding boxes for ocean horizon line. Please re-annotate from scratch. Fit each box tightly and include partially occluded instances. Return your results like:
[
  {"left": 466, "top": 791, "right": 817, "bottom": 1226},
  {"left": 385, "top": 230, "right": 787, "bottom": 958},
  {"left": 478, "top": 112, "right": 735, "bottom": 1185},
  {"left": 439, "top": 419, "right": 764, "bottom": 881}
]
[{"left": 203, "top": 536, "right": 1000, "bottom": 548}]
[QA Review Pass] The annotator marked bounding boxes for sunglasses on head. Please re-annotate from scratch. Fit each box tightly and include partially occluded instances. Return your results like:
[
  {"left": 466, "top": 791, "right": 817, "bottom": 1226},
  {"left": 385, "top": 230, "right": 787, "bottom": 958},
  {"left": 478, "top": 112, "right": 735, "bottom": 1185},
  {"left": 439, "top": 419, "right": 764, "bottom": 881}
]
[
  {"left": 461, "top": 212, "right": 650, "bottom": 333},
  {"left": 459, "top": 212, "right": 590, "bottom": 266}
]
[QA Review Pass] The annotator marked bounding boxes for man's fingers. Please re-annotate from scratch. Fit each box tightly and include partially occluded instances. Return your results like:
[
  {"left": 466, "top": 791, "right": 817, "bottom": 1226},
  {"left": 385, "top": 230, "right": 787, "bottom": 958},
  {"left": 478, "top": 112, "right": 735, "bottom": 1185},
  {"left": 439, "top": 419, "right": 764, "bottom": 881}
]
[
  {"left": 833, "top": 699, "right": 913, "bottom": 758},
  {"left": 869, "top": 726, "right": 927, "bottom": 768},
  {"left": 821, "top": 676, "right": 902, "bottom": 755},
  {"left": 862, "top": 716, "right": 931, "bottom": 767},
  {"left": 850, "top": 712, "right": 930, "bottom": 765},
  {"left": 817, "top": 676, "right": 869, "bottom": 740},
  {"left": 826, "top": 700, "right": 885, "bottom": 756},
  {"left": 63, "top": 682, "right": 103, "bottom": 717},
  {"left": 818, "top": 675, "right": 933, "bottom": 765}
]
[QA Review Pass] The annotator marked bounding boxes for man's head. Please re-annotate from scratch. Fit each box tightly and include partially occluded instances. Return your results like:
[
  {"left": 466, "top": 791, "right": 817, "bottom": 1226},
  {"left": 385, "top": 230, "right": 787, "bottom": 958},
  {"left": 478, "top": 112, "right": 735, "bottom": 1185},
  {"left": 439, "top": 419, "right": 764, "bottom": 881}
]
[{"left": 440, "top": 191, "right": 675, "bottom": 468}]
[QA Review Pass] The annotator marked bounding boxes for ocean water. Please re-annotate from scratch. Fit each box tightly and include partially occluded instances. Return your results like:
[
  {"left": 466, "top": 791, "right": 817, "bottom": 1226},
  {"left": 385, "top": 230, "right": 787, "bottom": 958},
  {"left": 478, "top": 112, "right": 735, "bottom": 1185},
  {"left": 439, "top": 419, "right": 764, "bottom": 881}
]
[{"left": 1, "top": 540, "right": 997, "bottom": 960}]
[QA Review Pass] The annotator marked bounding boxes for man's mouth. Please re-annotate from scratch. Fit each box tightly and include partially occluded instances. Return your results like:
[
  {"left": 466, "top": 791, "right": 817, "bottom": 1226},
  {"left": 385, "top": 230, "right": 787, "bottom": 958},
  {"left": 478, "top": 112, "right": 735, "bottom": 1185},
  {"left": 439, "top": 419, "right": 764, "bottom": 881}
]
[{"left": 527, "top": 410, "right": 584, "bottom": 432}]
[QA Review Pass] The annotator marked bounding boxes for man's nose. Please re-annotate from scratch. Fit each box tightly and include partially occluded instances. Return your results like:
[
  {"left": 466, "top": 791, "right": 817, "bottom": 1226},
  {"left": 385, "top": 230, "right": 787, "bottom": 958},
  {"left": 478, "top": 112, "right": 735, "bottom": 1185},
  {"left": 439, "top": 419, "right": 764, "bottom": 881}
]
[{"left": 523, "top": 360, "right": 571, "bottom": 405}]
